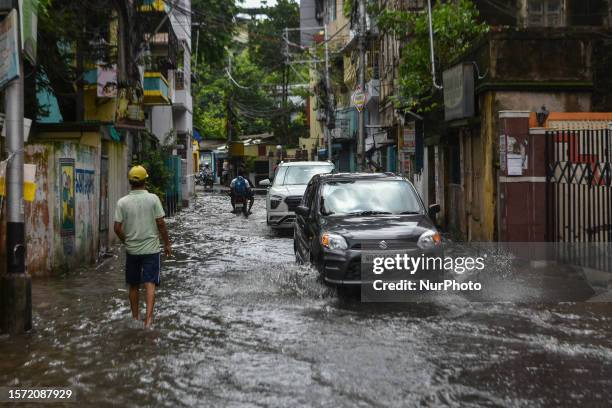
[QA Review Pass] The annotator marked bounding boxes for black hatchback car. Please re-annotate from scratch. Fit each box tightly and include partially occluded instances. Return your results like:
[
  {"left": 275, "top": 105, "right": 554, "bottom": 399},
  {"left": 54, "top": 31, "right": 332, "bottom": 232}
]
[{"left": 293, "top": 173, "right": 442, "bottom": 286}]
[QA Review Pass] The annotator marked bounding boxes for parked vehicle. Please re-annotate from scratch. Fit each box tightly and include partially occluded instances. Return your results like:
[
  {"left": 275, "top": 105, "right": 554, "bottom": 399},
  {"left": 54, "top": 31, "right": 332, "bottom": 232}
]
[
  {"left": 259, "top": 161, "right": 335, "bottom": 230},
  {"left": 293, "top": 172, "right": 442, "bottom": 286}
]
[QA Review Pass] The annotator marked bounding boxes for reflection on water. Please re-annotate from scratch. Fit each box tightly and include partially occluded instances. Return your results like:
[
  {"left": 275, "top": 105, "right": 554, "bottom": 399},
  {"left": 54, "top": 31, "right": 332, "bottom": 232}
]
[{"left": 1, "top": 193, "right": 612, "bottom": 407}]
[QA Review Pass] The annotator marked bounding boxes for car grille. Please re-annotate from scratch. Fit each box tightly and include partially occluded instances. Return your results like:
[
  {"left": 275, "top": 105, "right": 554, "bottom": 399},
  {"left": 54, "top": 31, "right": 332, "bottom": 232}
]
[
  {"left": 284, "top": 196, "right": 303, "bottom": 212},
  {"left": 349, "top": 239, "right": 419, "bottom": 250},
  {"left": 344, "top": 260, "right": 362, "bottom": 281}
]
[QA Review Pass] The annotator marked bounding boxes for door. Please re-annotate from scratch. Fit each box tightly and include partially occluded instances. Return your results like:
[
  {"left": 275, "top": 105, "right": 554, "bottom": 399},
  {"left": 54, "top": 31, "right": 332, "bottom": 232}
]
[
  {"left": 99, "top": 154, "right": 109, "bottom": 254},
  {"left": 295, "top": 181, "right": 316, "bottom": 259}
]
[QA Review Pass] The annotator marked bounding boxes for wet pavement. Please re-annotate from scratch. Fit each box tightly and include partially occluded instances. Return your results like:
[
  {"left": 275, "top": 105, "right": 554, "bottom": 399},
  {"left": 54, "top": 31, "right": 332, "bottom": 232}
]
[{"left": 2, "top": 192, "right": 612, "bottom": 407}]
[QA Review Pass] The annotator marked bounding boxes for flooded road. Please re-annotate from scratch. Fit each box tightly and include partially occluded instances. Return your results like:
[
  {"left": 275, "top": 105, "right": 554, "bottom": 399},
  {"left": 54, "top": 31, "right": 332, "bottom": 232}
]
[{"left": 2, "top": 192, "right": 612, "bottom": 407}]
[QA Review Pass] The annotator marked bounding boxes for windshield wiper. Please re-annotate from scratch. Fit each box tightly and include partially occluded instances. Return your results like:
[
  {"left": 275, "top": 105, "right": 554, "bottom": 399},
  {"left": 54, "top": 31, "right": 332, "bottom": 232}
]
[
  {"left": 400, "top": 211, "right": 421, "bottom": 215},
  {"left": 348, "top": 211, "right": 392, "bottom": 216}
]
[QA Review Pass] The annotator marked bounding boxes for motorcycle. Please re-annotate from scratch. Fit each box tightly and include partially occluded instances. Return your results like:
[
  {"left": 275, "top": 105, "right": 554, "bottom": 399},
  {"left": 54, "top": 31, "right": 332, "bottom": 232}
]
[
  {"left": 195, "top": 172, "right": 204, "bottom": 186},
  {"left": 231, "top": 193, "right": 249, "bottom": 217},
  {"left": 196, "top": 170, "right": 214, "bottom": 188},
  {"left": 203, "top": 173, "right": 214, "bottom": 189}
]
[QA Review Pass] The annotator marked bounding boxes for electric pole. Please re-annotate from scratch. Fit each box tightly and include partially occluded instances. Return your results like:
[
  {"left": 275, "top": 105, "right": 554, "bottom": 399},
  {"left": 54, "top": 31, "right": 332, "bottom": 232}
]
[
  {"left": 324, "top": 24, "right": 333, "bottom": 162},
  {"left": 283, "top": 28, "right": 290, "bottom": 147},
  {"left": 1, "top": 4, "right": 32, "bottom": 334},
  {"left": 357, "top": 0, "right": 367, "bottom": 171}
]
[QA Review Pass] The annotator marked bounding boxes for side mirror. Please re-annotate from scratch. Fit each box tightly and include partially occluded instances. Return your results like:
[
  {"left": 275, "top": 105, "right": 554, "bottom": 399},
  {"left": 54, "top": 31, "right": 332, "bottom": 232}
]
[
  {"left": 259, "top": 179, "right": 271, "bottom": 187},
  {"left": 428, "top": 204, "right": 441, "bottom": 219},
  {"left": 295, "top": 205, "right": 310, "bottom": 217}
]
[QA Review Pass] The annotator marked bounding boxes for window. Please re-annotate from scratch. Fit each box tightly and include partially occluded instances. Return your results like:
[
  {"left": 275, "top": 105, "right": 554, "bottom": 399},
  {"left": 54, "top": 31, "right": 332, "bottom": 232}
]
[
  {"left": 275, "top": 165, "right": 335, "bottom": 186},
  {"left": 528, "top": 0, "right": 563, "bottom": 27},
  {"left": 568, "top": 0, "right": 606, "bottom": 26},
  {"left": 327, "top": 0, "right": 337, "bottom": 22},
  {"left": 321, "top": 180, "right": 424, "bottom": 215}
]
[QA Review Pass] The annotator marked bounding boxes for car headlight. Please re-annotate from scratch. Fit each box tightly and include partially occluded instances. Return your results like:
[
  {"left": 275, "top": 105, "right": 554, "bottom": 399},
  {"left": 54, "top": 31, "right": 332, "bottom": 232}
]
[
  {"left": 321, "top": 232, "right": 348, "bottom": 250},
  {"left": 270, "top": 195, "right": 283, "bottom": 209},
  {"left": 417, "top": 230, "right": 442, "bottom": 250}
]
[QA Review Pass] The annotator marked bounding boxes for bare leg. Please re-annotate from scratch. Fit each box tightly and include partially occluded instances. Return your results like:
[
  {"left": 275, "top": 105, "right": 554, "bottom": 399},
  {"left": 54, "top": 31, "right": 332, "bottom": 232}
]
[
  {"left": 129, "top": 285, "right": 140, "bottom": 320},
  {"left": 144, "top": 283, "right": 156, "bottom": 328}
]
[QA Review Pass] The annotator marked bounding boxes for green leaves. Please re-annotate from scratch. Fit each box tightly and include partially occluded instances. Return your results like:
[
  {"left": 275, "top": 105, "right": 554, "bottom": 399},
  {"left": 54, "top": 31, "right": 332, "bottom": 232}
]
[{"left": 377, "top": 0, "right": 488, "bottom": 113}]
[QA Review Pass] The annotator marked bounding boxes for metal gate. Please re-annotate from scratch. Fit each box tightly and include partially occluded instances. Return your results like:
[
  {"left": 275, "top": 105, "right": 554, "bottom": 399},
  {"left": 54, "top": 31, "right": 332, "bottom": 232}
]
[
  {"left": 546, "top": 128, "right": 612, "bottom": 272},
  {"left": 546, "top": 128, "right": 612, "bottom": 242}
]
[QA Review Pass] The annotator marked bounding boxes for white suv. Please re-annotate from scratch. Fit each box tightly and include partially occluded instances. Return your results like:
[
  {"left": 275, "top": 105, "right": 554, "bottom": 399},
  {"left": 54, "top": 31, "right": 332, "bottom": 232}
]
[{"left": 260, "top": 161, "right": 335, "bottom": 229}]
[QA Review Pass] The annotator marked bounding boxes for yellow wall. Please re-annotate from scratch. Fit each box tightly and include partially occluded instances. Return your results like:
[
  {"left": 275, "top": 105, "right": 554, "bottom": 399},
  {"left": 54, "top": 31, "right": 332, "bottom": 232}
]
[
  {"left": 465, "top": 92, "right": 496, "bottom": 241},
  {"left": 229, "top": 142, "right": 244, "bottom": 156},
  {"left": 303, "top": 95, "right": 323, "bottom": 155},
  {"left": 192, "top": 140, "right": 200, "bottom": 172},
  {"left": 84, "top": 90, "right": 116, "bottom": 122}
]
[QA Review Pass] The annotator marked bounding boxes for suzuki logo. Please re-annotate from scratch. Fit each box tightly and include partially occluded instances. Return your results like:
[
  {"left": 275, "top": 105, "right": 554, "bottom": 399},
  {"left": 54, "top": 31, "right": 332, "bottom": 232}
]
[{"left": 379, "top": 240, "right": 388, "bottom": 249}]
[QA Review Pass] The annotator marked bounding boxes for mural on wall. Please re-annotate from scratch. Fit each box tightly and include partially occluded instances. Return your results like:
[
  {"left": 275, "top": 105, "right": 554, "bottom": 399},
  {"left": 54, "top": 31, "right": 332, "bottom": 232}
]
[
  {"left": 75, "top": 169, "right": 95, "bottom": 198},
  {"left": 59, "top": 159, "right": 75, "bottom": 235}
]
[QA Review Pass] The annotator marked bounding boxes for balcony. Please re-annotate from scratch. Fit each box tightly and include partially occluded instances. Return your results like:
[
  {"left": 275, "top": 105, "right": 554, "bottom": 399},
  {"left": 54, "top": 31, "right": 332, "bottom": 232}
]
[
  {"left": 172, "top": 70, "right": 192, "bottom": 112},
  {"left": 143, "top": 72, "right": 171, "bottom": 105},
  {"left": 139, "top": 0, "right": 169, "bottom": 12},
  {"left": 332, "top": 108, "right": 358, "bottom": 141}
]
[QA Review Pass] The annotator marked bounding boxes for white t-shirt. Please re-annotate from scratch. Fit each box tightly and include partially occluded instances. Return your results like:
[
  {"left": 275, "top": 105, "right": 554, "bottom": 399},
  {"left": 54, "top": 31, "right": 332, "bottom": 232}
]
[{"left": 115, "top": 190, "right": 165, "bottom": 255}]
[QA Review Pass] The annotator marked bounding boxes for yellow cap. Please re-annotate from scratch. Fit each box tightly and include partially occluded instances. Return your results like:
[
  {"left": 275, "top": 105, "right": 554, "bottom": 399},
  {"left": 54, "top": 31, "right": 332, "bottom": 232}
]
[{"left": 128, "top": 165, "right": 149, "bottom": 182}]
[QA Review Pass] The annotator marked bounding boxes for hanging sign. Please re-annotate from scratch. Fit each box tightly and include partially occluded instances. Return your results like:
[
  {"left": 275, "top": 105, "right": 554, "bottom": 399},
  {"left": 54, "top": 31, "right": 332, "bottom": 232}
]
[
  {"left": 19, "top": 0, "right": 38, "bottom": 63},
  {"left": 0, "top": 9, "right": 20, "bottom": 90},
  {"left": 351, "top": 85, "right": 367, "bottom": 112},
  {"left": 97, "top": 65, "right": 118, "bottom": 98},
  {"left": 402, "top": 121, "right": 416, "bottom": 153}
]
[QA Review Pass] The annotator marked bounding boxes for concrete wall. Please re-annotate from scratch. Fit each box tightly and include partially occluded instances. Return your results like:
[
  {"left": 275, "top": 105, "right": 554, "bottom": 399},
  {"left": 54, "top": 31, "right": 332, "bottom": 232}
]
[
  {"left": 299, "top": 0, "right": 319, "bottom": 46},
  {"left": 150, "top": 105, "right": 174, "bottom": 143},
  {"left": 105, "top": 141, "right": 129, "bottom": 246},
  {"left": 23, "top": 137, "right": 102, "bottom": 276}
]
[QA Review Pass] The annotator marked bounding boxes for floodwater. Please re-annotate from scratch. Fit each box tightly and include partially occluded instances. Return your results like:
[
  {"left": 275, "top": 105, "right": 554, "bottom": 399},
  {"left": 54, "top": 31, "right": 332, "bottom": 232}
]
[{"left": 1, "top": 193, "right": 612, "bottom": 407}]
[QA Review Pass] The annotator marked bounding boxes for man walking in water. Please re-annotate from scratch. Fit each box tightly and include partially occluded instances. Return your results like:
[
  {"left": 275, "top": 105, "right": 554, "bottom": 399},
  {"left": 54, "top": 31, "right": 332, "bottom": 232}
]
[{"left": 114, "top": 165, "right": 172, "bottom": 328}]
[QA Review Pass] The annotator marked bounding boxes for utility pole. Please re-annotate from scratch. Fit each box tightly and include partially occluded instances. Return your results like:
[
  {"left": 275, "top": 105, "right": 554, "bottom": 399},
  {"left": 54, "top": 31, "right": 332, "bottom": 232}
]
[
  {"left": 1, "top": 4, "right": 31, "bottom": 334},
  {"left": 357, "top": 0, "right": 367, "bottom": 172},
  {"left": 324, "top": 24, "right": 333, "bottom": 162},
  {"left": 282, "top": 28, "right": 290, "bottom": 147}
]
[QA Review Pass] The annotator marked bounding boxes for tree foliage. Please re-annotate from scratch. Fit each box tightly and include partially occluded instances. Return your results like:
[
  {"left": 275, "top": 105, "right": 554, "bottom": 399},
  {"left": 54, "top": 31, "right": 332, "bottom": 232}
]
[
  {"left": 247, "top": 0, "right": 300, "bottom": 73},
  {"left": 377, "top": 0, "right": 488, "bottom": 112},
  {"left": 192, "top": 0, "right": 308, "bottom": 146},
  {"left": 191, "top": 0, "right": 238, "bottom": 67}
]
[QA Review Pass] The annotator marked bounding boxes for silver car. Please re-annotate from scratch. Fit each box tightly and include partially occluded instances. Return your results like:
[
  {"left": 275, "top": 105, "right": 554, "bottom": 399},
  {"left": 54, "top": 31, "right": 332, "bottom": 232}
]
[{"left": 260, "top": 161, "right": 335, "bottom": 229}]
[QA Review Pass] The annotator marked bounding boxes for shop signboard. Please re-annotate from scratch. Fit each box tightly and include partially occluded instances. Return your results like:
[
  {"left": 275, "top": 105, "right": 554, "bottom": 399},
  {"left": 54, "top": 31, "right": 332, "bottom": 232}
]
[
  {"left": 0, "top": 9, "right": 20, "bottom": 89},
  {"left": 443, "top": 63, "right": 475, "bottom": 121}
]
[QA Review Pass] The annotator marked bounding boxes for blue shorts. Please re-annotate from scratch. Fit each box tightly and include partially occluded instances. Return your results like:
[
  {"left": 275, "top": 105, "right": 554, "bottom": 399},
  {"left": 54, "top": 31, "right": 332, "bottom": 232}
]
[{"left": 125, "top": 253, "right": 161, "bottom": 286}]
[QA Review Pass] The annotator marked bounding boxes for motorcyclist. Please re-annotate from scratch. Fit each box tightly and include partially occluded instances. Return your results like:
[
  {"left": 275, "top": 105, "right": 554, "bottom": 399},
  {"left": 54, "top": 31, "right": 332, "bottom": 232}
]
[
  {"left": 201, "top": 164, "right": 213, "bottom": 187},
  {"left": 229, "top": 170, "right": 255, "bottom": 214},
  {"left": 202, "top": 164, "right": 212, "bottom": 177}
]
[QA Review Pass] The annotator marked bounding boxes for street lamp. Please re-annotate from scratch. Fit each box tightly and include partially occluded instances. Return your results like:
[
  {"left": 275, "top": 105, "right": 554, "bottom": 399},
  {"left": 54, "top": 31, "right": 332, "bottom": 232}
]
[{"left": 276, "top": 144, "right": 283, "bottom": 161}]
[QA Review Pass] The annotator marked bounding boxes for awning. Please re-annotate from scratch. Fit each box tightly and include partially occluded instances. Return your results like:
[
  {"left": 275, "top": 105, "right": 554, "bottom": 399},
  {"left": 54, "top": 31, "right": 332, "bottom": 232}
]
[
  {"left": 109, "top": 126, "right": 121, "bottom": 142},
  {"left": 101, "top": 125, "right": 122, "bottom": 142},
  {"left": 193, "top": 128, "right": 203, "bottom": 142}
]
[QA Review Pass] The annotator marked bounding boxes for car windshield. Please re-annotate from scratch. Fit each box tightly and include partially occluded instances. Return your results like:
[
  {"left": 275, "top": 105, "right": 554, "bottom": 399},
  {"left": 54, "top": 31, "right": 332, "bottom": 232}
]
[
  {"left": 274, "top": 165, "right": 334, "bottom": 186},
  {"left": 321, "top": 180, "right": 423, "bottom": 215}
]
